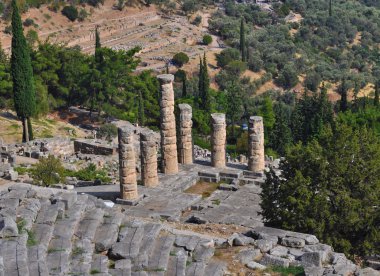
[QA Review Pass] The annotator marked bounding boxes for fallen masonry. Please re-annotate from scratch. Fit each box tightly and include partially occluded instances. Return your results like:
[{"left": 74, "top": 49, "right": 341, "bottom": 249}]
[{"left": 0, "top": 183, "right": 378, "bottom": 276}]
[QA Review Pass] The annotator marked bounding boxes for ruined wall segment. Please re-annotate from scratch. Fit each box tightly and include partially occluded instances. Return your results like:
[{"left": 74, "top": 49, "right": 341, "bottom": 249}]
[
  {"left": 211, "top": 113, "right": 226, "bottom": 168},
  {"left": 178, "top": 104, "right": 193, "bottom": 165},
  {"left": 140, "top": 131, "right": 159, "bottom": 187},
  {"left": 118, "top": 127, "right": 138, "bottom": 200},
  {"left": 248, "top": 116, "right": 265, "bottom": 172},
  {"left": 158, "top": 74, "right": 178, "bottom": 174}
]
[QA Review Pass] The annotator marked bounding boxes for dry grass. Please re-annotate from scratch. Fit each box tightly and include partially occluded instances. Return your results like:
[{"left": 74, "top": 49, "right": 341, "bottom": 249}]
[{"left": 184, "top": 181, "right": 220, "bottom": 198}]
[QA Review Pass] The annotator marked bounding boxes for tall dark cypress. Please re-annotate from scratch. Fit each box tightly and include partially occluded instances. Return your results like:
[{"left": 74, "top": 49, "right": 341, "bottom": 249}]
[
  {"left": 329, "top": 0, "right": 332, "bottom": 16},
  {"left": 375, "top": 80, "right": 379, "bottom": 107},
  {"left": 138, "top": 90, "right": 145, "bottom": 126},
  {"left": 11, "top": 0, "right": 36, "bottom": 142},
  {"left": 198, "top": 56, "right": 203, "bottom": 100},
  {"left": 240, "top": 18, "right": 246, "bottom": 62},
  {"left": 339, "top": 79, "right": 348, "bottom": 112},
  {"left": 202, "top": 52, "right": 210, "bottom": 111},
  {"left": 182, "top": 73, "right": 187, "bottom": 98},
  {"left": 95, "top": 26, "right": 102, "bottom": 64}
]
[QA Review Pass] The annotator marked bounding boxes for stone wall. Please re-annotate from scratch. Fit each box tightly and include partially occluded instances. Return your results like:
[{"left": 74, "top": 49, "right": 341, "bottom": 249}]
[{"left": 74, "top": 140, "right": 116, "bottom": 156}]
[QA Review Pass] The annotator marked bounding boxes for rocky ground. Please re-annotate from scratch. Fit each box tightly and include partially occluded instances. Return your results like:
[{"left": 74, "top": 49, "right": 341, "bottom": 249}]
[{"left": 1, "top": 176, "right": 379, "bottom": 275}]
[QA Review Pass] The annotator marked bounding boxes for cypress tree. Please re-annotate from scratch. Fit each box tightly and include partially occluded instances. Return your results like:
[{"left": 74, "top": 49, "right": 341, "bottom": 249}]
[
  {"left": 339, "top": 79, "right": 348, "bottom": 112},
  {"left": 138, "top": 90, "right": 145, "bottom": 126},
  {"left": 11, "top": 0, "right": 36, "bottom": 142},
  {"left": 198, "top": 56, "right": 204, "bottom": 100},
  {"left": 240, "top": 18, "right": 246, "bottom": 62},
  {"left": 329, "top": 0, "right": 332, "bottom": 17},
  {"left": 375, "top": 80, "right": 379, "bottom": 107},
  {"left": 94, "top": 26, "right": 102, "bottom": 64},
  {"left": 182, "top": 73, "right": 187, "bottom": 97},
  {"left": 202, "top": 52, "right": 210, "bottom": 111}
]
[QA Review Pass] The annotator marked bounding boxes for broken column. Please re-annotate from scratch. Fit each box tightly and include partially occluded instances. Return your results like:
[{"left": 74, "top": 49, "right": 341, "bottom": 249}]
[
  {"left": 211, "top": 113, "right": 226, "bottom": 168},
  {"left": 118, "top": 127, "right": 138, "bottom": 200},
  {"left": 158, "top": 74, "right": 178, "bottom": 174},
  {"left": 248, "top": 116, "right": 265, "bottom": 172},
  {"left": 140, "top": 131, "right": 159, "bottom": 187},
  {"left": 178, "top": 104, "right": 193, "bottom": 165}
]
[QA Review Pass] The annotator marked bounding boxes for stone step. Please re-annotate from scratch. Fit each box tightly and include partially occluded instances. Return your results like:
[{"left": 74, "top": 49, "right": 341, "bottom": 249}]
[
  {"left": 91, "top": 254, "right": 110, "bottom": 274},
  {"left": 68, "top": 238, "right": 94, "bottom": 275},
  {"left": 0, "top": 235, "right": 29, "bottom": 276},
  {"left": 132, "top": 223, "right": 162, "bottom": 270},
  {"left": 46, "top": 237, "right": 71, "bottom": 275},
  {"left": 75, "top": 207, "right": 105, "bottom": 240},
  {"left": 95, "top": 210, "right": 123, "bottom": 252},
  {"left": 204, "top": 260, "right": 226, "bottom": 276},
  {"left": 16, "top": 198, "right": 42, "bottom": 230},
  {"left": 109, "top": 268, "right": 132, "bottom": 276},
  {"left": 185, "top": 261, "right": 206, "bottom": 276},
  {"left": 192, "top": 240, "right": 215, "bottom": 263},
  {"left": 147, "top": 233, "right": 176, "bottom": 274},
  {"left": 27, "top": 245, "right": 49, "bottom": 276},
  {"left": 166, "top": 248, "right": 188, "bottom": 276},
  {"left": 110, "top": 225, "right": 145, "bottom": 259}
]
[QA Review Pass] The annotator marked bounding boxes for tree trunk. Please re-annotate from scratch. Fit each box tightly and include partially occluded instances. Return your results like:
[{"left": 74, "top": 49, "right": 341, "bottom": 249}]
[
  {"left": 27, "top": 117, "right": 33, "bottom": 141},
  {"left": 23, "top": 117, "right": 29, "bottom": 143}
]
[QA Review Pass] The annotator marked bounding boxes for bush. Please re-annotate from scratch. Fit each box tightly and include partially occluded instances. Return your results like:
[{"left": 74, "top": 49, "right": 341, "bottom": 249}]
[
  {"left": 98, "top": 123, "right": 117, "bottom": 141},
  {"left": 65, "top": 163, "right": 111, "bottom": 183},
  {"left": 32, "top": 155, "right": 64, "bottom": 186},
  {"left": 62, "top": 6, "right": 78, "bottom": 22},
  {"left": 78, "top": 8, "right": 88, "bottom": 22},
  {"left": 172, "top": 52, "right": 189, "bottom": 67},
  {"left": 192, "top": 15, "right": 202, "bottom": 26},
  {"left": 202, "top": 34, "right": 212, "bottom": 45},
  {"left": 23, "top": 18, "right": 34, "bottom": 27},
  {"left": 216, "top": 48, "right": 240, "bottom": 68}
]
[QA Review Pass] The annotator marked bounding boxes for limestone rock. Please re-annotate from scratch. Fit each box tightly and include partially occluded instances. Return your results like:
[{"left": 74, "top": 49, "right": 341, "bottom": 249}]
[
  {"left": 248, "top": 116, "right": 265, "bottom": 172},
  {"left": 178, "top": 104, "right": 193, "bottom": 165},
  {"left": 211, "top": 113, "right": 226, "bottom": 168}
]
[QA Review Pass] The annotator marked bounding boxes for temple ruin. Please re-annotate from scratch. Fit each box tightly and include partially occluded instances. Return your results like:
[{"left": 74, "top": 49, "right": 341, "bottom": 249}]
[
  {"left": 248, "top": 116, "right": 265, "bottom": 173},
  {"left": 118, "top": 126, "right": 138, "bottom": 200},
  {"left": 178, "top": 103, "right": 193, "bottom": 165},
  {"left": 211, "top": 113, "right": 227, "bottom": 168},
  {"left": 140, "top": 130, "right": 159, "bottom": 187},
  {"left": 158, "top": 74, "right": 178, "bottom": 174}
]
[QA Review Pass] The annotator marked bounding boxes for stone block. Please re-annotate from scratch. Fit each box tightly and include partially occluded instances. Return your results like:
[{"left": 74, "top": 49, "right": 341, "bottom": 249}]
[
  {"left": 281, "top": 237, "right": 305, "bottom": 248},
  {"left": 260, "top": 254, "right": 290, "bottom": 268},
  {"left": 301, "top": 252, "right": 323, "bottom": 267}
]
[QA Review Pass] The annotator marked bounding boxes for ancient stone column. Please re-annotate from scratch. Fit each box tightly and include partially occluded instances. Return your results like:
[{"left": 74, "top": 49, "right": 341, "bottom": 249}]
[
  {"left": 178, "top": 104, "right": 193, "bottom": 165},
  {"left": 140, "top": 131, "right": 159, "bottom": 187},
  {"left": 118, "top": 127, "right": 138, "bottom": 200},
  {"left": 248, "top": 116, "right": 265, "bottom": 172},
  {"left": 211, "top": 113, "right": 226, "bottom": 168},
  {"left": 158, "top": 74, "right": 178, "bottom": 174}
]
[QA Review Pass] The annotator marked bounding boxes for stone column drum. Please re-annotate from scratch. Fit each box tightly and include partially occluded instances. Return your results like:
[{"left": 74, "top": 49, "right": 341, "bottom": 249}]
[
  {"left": 178, "top": 104, "right": 193, "bottom": 164},
  {"left": 140, "top": 131, "right": 159, "bottom": 187},
  {"left": 158, "top": 74, "right": 178, "bottom": 174},
  {"left": 248, "top": 116, "right": 265, "bottom": 172},
  {"left": 118, "top": 127, "right": 138, "bottom": 200},
  {"left": 211, "top": 113, "right": 226, "bottom": 168}
]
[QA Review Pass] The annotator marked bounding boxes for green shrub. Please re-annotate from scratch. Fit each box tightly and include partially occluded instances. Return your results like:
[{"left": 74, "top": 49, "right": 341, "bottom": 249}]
[
  {"left": 202, "top": 34, "right": 212, "bottom": 45},
  {"left": 172, "top": 52, "right": 189, "bottom": 67},
  {"left": 192, "top": 15, "right": 202, "bottom": 26},
  {"left": 23, "top": 18, "right": 34, "bottom": 27},
  {"left": 98, "top": 123, "right": 117, "bottom": 141},
  {"left": 32, "top": 155, "right": 65, "bottom": 186},
  {"left": 62, "top": 6, "right": 78, "bottom": 22}
]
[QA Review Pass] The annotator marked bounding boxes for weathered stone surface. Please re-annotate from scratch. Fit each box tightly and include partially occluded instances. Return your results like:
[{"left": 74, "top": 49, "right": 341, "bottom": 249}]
[
  {"left": 211, "top": 113, "right": 226, "bottom": 168},
  {"left": 246, "top": 261, "right": 266, "bottom": 270},
  {"left": 111, "top": 225, "right": 145, "bottom": 259},
  {"left": 260, "top": 254, "right": 290, "bottom": 268},
  {"left": 118, "top": 127, "right": 138, "bottom": 200},
  {"left": 236, "top": 248, "right": 262, "bottom": 265},
  {"left": 304, "top": 267, "right": 325, "bottom": 276},
  {"left": 281, "top": 236, "right": 305, "bottom": 248},
  {"left": 167, "top": 248, "right": 187, "bottom": 276},
  {"left": 204, "top": 260, "right": 226, "bottom": 276},
  {"left": 301, "top": 252, "right": 323, "bottom": 267},
  {"left": 178, "top": 104, "right": 193, "bottom": 165},
  {"left": 147, "top": 234, "right": 175, "bottom": 272},
  {"left": 256, "top": 239, "right": 277, "bottom": 253},
  {"left": 140, "top": 131, "right": 159, "bottom": 187},
  {"left": 158, "top": 74, "right": 178, "bottom": 175},
  {"left": 0, "top": 215, "right": 17, "bottom": 237},
  {"left": 248, "top": 116, "right": 265, "bottom": 172},
  {"left": 233, "top": 234, "right": 255, "bottom": 246}
]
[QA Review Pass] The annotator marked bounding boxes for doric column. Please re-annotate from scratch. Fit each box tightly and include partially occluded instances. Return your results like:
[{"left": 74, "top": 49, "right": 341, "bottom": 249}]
[
  {"left": 248, "top": 116, "right": 265, "bottom": 172},
  {"left": 158, "top": 74, "right": 178, "bottom": 174},
  {"left": 118, "top": 127, "right": 138, "bottom": 200},
  {"left": 211, "top": 113, "right": 226, "bottom": 168},
  {"left": 178, "top": 104, "right": 193, "bottom": 164},
  {"left": 140, "top": 131, "right": 159, "bottom": 187}
]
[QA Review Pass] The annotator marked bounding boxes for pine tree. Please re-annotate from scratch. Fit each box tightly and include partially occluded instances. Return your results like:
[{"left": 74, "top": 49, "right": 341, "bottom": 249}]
[
  {"left": 375, "top": 80, "right": 379, "bottom": 107},
  {"left": 240, "top": 18, "right": 246, "bottom": 62},
  {"left": 11, "top": 0, "right": 36, "bottom": 142}
]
